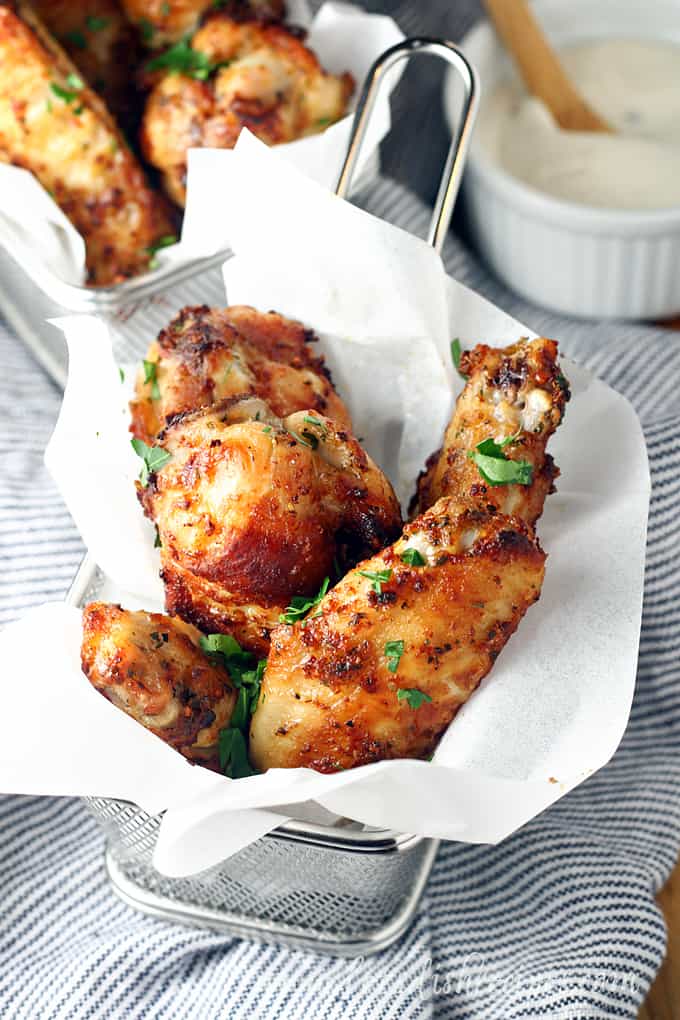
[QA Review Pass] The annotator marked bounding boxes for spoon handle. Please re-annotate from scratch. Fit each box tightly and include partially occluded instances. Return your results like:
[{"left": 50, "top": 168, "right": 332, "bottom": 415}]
[{"left": 482, "top": 0, "right": 612, "bottom": 133}]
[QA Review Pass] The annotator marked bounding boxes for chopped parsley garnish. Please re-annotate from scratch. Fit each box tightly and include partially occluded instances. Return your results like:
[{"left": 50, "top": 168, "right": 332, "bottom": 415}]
[
  {"left": 118, "top": 366, "right": 125, "bottom": 383},
  {"left": 467, "top": 437, "right": 533, "bottom": 487},
  {"left": 145, "top": 37, "right": 225, "bottom": 80},
  {"left": 397, "top": 688, "right": 432, "bottom": 709},
  {"left": 302, "top": 414, "right": 328, "bottom": 438},
  {"left": 385, "top": 640, "right": 404, "bottom": 674},
  {"left": 279, "top": 577, "right": 329, "bottom": 625},
  {"left": 130, "top": 437, "right": 171, "bottom": 485},
  {"left": 161, "top": 1, "right": 171, "bottom": 14},
  {"left": 288, "top": 428, "right": 319, "bottom": 450},
  {"left": 200, "top": 632, "right": 266, "bottom": 778},
  {"left": 400, "top": 547, "right": 426, "bottom": 567},
  {"left": 262, "top": 425, "right": 272, "bottom": 435},
  {"left": 450, "top": 337, "right": 468, "bottom": 378},
  {"left": 143, "top": 359, "right": 161, "bottom": 400},
  {"left": 358, "top": 568, "right": 392, "bottom": 594},
  {"left": 218, "top": 728, "right": 253, "bottom": 779},
  {"left": 86, "top": 15, "right": 110, "bottom": 31},
  {"left": 139, "top": 18, "right": 155, "bottom": 42},
  {"left": 49, "top": 74, "right": 84, "bottom": 106},
  {"left": 154, "top": 524, "right": 162, "bottom": 548},
  {"left": 146, "top": 234, "right": 177, "bottom": 269},
  {"left": 316, "top": 116, "right": 332, "bottom": 127},
  {"left": 66, "top": 29, "right": 87, "bottom": 49}
]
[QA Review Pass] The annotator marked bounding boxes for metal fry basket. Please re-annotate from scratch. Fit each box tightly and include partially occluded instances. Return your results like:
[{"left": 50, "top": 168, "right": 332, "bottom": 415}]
[{"left": 66, "top": 37, "right": 479, "bottom": 956}]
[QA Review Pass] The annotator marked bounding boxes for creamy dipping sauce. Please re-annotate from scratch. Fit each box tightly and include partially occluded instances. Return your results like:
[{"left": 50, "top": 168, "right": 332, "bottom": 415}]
[{"left": 476, "top": 39, "right": 680, "bottom": 209}]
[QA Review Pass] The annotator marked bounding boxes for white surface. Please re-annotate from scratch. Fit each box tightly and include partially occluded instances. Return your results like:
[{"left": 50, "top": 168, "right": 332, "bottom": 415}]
[
  {"left": 0, "top": 141, "right": 650, "bottom": 877},
  {"left": 450, "top": 0, "right": 680, "bottom": 319}
]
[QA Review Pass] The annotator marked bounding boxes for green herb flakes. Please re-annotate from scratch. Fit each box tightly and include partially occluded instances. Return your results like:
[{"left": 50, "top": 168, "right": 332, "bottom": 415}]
[
  {"left": 143, "top": 359, "right": 161, "bottom": 400},
  {"left": 145, "top": 36, "right": 216, "bottom": 80},
  {"left": 86, "top": 15, "right": 110, "bottom": 31},
  {"left": 400, "top": 547, "right": 426, "bottom": 567},
  {"left": 397, "top": 688, "right": 432, "bottom": 710},
  {"left": 200, "top": 632, "right": 265, "bottom": 778},
  {"left": 385, "top": 639, "right": 404, "bottom": 674},
  {"left": 65, "top": 29, "right": 87, "bottom": 49},
  {"left": 358, "top": 568, "right": 392, "bottom": 594},
  {"left": 467, "top": 437, "right": 533, "bottom": 487},
  {"left": 279, "top": 577, "right": 330, "bottom": 625},
  {"left": 130, "top": 438, "right": 171, "bottom": 486},
  {"left": 146, "top": 233, "right": 177, "bottom": 269}
]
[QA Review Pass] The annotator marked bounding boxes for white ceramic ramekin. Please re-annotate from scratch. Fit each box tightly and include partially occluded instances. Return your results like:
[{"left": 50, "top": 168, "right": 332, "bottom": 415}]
[{"left": 449, "top": 0, "right": 680, "bottom": 320}]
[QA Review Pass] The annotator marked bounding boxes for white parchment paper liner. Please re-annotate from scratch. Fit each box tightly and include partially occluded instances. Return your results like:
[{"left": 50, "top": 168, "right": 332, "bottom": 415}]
[
  {"left": 0, "top": 137, "right": 650, "bottom": 878},
  {"left": 0, "top": 2, "right": 403, "bottom": 285}
]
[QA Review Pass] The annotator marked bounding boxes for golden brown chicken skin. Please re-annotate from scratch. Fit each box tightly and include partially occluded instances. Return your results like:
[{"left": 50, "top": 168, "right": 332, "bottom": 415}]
[
  {"left": 414, "top": 338, "right": 570, "bottom": 526},
  {"left": 140, "top": 14, "right": 354, "bottom": 205},
  {"left": 81, "top": 602, "right": 236, "bottom": 769},
  {"left": 130, "top": 304, "right": 351, "bottom": 444},
  {"left": 121, "top": 0, "right": 285, "bottom": 48},
  {"left": 250, "top": 497, "right": 546, "bottom": 773},
  {"left": 30, "top": 0, "right": 141, "bottom": 130},
  {"left": 0, "top": 2, "right": 174, "bottom": 285},
  {"left": 138, "top": 397, "right": 402, "bottom": 655}
]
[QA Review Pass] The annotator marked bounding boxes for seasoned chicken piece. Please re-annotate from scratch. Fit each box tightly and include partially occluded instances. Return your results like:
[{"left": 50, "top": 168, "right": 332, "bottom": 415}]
[
  {"left": 138, "top": 397, "right": 402, "bottom": 655},
  {"left": 0, "top": 2, "right": 174, "bottom": 285},
  {"left": 130, "top": 304, "right": 351, "bottom": 444},
  {"left": 140, "top": 14, "right": 354, "bottom": 205},
  {"left": 121, "top": 0, "right": 286, "bottom": 48},
  {"left": 414, "top": 338, "right": 570, "bottom": 526},
  {"left": 30, "top": 0, "right": 141, "bottom": 130},
  {"left": 81, "top": 602, "right": 236, "bottom": 769},
  {"left": 250, "top": 498, "right": 546, "bottom": 773}
]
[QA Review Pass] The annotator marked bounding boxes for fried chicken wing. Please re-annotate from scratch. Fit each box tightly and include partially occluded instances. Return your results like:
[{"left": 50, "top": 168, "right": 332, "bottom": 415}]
[
  {"left": 250, "top": 498, "right": 546, "bottom": 772},
  {"left": 140, "top": 14, "right": 354, "bottom": 205},
  {"left": 130, "top": 304, "right": 351, "bottom": 444},
  {"left": 0, "top": 2, "right": 174, "bottom": 285},
  {"left": 414, "top": 338, "right": 570, "bottom": 525},
  {"left": 121, "top": 0, "right": 285, "bottom": 48},
  {"left": 81, "top": 601, "right": 236, "bottom": 769},
  {"left": 139, "top": 397, "right": 402, "bottom": 655},
  {"left": 30, "top": 0, "right": 141, "bottom": 130}
]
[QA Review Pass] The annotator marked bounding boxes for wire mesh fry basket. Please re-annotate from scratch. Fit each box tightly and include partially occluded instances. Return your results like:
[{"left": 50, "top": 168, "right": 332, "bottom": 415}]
[{"left": 67, "top": 37, "right": 479, "bottom": 957}]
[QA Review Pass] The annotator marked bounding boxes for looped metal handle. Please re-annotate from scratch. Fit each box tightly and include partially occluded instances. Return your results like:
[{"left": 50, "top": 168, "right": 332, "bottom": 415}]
[{"left": 335, "top": 37, "right": 479, "bottom": 254}]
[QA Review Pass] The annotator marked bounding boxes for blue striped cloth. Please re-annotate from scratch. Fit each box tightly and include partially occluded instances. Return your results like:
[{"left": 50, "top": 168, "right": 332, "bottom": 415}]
[{"left": 2, "top": 5, "right": 680, "bottom": 1018}]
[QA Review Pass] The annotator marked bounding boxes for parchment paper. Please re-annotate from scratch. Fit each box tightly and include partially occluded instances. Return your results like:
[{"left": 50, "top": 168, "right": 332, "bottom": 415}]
[{"left": 0, "top": 136, "right": 649, "bottom": 877}]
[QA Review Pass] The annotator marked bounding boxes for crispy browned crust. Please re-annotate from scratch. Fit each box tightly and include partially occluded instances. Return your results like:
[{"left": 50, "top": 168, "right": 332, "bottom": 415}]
[
  {"left": 249, "top": 498, "right": 546, "bottom": 772},
  {"left": 129, "top": 304, "right": 351, "bottom": 443},
  {"left": 122, "top": 0, "right": 286, "bottom": 48},
  {"left": 140, "top": 13, "right": 354, "bottom": 205},
  {"left": 413, "top": 337, "right": 570, "bottom": 525},
  {"left": 81, "top": 601, "right": 236, "bottom": 768},
  {"left": 0, "top": 2, "right": 174, "bottom": 285},
  {"left": 138, "top": 397, "right": 402, "bottom": 655},
  {"left": 30, "top": 0, "right": 143, "bottom": 131}
]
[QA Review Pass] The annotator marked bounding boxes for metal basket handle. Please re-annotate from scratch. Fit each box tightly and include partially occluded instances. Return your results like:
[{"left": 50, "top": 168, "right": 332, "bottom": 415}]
[{"left": 335, "top": 37, "right": 479, "bottom": 254}]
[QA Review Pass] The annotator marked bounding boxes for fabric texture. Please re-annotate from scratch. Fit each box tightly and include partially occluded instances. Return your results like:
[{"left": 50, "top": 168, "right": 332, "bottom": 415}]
[{"left": 2, "top": 2, "right": 680, "bottom": 1017}]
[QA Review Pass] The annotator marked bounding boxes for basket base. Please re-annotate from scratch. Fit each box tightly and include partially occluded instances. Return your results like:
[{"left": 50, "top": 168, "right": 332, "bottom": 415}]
[{"left": 104, "top": 838, "right": 439, "bottom": 958}]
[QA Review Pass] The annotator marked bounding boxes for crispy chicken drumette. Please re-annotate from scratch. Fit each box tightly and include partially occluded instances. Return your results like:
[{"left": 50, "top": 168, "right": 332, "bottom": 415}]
[
  {"left": 250, "top": 496, "right": 546, "bottom": 772},
  {"left": 0, "top": 2, "right": 175, "bottom": 285},
  {"left": 140, "top": 14, "right": 353, "bottom": 205},
  {"left": 31, "top": 0, "right": 142, "bottom": 131},
  {"left": 81, "top": 602, "right": 236, "bottom": 770},
  {"left": 122, "top": 0, "right": 286, "bottom": 48},
  {"left": 414, "top": 338, "right": 570, "bottom": 526},
  {"left": 138, "top": 397, "right": 402, "bottom": 655},
  {"left": 130, "top": 305, "right": 351, "bottom": 444}
]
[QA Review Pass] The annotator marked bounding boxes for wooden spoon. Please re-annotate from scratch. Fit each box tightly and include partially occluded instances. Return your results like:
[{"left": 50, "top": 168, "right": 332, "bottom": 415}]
[{"left": 483, "top": 0, "right": 613, "bottom": 133}]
